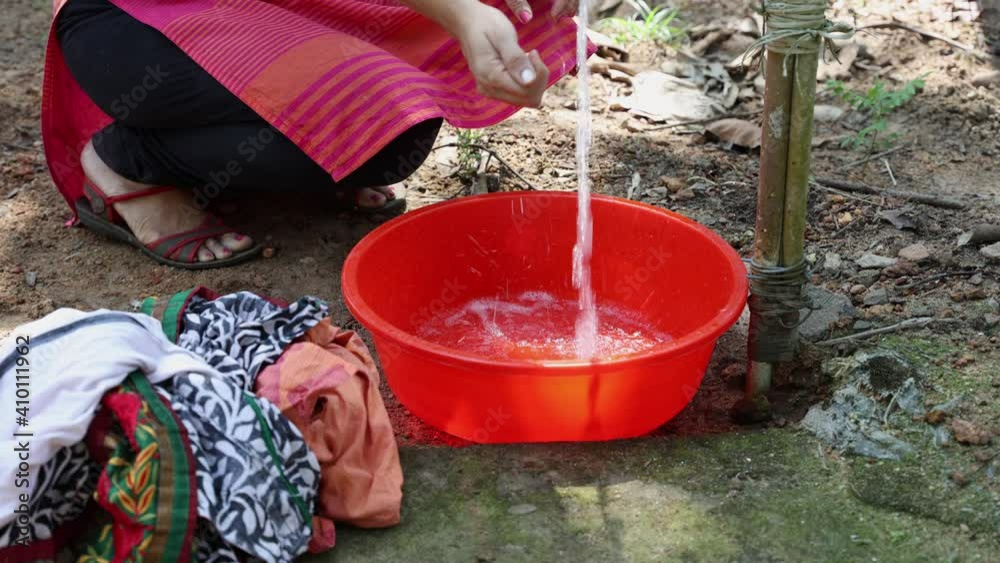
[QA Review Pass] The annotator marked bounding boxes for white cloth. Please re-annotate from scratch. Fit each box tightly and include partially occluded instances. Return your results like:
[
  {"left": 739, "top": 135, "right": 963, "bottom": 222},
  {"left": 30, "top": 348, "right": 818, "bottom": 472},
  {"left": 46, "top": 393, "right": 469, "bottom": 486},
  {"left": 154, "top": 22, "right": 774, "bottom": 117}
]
[{"left": 0, "top": 308, "right": 220, "bottom": 528}]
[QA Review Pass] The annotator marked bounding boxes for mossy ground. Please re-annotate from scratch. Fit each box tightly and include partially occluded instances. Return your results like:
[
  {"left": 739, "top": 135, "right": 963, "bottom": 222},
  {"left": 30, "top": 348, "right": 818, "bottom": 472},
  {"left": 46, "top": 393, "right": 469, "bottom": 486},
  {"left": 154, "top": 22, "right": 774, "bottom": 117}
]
[{"left": 304, "top": 334, "right": 998, "bottom": 563}]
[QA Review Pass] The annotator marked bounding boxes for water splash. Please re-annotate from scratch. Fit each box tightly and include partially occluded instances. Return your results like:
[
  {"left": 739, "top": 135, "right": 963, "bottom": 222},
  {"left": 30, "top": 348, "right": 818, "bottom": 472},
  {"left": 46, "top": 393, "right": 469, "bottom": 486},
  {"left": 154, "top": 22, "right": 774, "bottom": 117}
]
[
  {"left": 416, "top": 292, "right": 669, "bottom": 361},
  {"left": 573, "top": 1, "right": 597, "bottom": 358}
]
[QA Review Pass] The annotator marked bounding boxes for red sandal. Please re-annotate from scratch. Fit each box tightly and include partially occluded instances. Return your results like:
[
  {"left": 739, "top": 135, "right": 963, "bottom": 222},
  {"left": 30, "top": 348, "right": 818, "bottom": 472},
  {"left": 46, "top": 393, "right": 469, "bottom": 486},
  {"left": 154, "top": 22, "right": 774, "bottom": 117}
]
[{"left": 76, "top": 180, "right": 261, "bottom": 269}]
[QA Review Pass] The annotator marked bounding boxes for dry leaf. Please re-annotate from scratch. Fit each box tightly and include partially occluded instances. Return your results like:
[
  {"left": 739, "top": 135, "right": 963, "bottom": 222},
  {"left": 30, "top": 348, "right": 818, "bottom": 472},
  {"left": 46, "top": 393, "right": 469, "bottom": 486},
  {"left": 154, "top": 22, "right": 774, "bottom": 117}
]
[{"left": 704, "top": 118, "right": 761, "bottom": 150}]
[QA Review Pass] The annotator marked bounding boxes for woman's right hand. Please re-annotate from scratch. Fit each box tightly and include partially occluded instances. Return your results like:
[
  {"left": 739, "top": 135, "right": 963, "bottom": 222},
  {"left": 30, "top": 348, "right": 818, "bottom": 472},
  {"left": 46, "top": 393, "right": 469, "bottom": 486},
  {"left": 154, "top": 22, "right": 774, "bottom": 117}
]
[{"left": 453, "top": 2, "right": 550, "bottom": 107}]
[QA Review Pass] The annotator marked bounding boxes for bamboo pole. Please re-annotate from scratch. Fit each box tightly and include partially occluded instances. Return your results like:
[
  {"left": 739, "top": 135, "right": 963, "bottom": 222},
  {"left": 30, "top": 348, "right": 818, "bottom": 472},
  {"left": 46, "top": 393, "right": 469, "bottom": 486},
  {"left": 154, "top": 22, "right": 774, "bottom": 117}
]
[
  {"left": 739, "top": 0, "right": 837, "bottom": 421},
  {"left": 744, "top": 50, "right": 795, "bottom": 404}
]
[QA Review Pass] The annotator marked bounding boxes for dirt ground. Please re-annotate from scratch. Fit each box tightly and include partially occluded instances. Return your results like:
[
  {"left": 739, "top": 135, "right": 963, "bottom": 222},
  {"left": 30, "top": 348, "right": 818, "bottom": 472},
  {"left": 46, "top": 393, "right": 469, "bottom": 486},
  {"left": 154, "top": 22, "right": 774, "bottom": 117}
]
[{"left": 1, "top": 0, "right": 998, "bottom": 445}]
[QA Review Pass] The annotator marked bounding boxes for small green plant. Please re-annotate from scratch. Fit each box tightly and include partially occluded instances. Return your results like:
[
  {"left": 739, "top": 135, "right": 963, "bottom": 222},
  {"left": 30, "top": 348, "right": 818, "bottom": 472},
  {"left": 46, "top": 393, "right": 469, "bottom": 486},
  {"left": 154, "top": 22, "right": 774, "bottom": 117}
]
[
  {"left": 456, "top": 129, "right": 484, "bottom": 177},
  {"left": 827, "top": 75, "right": 926, "bottom": 152},
  {"left": 597, "top": 0, "right": 685, "bottom": 47}
]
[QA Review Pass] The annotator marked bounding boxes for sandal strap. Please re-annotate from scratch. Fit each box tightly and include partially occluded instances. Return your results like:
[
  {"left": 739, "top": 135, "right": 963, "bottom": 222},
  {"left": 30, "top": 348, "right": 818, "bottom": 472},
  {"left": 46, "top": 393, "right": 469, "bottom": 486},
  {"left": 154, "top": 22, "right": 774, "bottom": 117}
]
[
  {"left": 146, "top": 220, "right": 235, "bottom": 262},
  {"left": 84, "top": 181, "right": 175, "bottom": 222}
]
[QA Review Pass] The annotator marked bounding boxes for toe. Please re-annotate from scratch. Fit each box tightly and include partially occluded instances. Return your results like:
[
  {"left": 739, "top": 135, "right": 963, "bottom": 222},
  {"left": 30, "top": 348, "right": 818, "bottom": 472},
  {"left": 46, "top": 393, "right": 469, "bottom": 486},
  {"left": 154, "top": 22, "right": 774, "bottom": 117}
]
[
  {"left": 197, "top": 246, "right": 216, "bottom": 262},
  {"left": 357, "top": 187, "right": 388, "bottom": 209},
  {"left": 375, "top": 184, "right": 398, "bottom": 200},
  {"left": 204, "top": 238, "right": 233, "bottom": 260},
  {"left": 220, "top": 232, "right": 254, "bottom": 252}
]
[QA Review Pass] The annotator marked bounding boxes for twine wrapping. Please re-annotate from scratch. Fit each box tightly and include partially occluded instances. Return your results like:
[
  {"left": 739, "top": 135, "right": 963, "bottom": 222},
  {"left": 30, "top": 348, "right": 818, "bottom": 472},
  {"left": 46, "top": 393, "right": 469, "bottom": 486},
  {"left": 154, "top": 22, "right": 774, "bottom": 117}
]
[
  {"left": 747, "top": 258, "right": 815, "bottom": 362},
  {"left": 743, "top": 0, "right": 855, "bottom": 67}
]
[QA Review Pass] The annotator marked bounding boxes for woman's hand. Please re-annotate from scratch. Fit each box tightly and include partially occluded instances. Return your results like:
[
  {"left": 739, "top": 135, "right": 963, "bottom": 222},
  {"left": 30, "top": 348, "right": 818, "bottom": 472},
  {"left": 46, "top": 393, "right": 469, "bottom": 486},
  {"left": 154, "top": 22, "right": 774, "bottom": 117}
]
[
  {"left": 503, "top": 0, "right": 579, "bottom": 23},
  {"left": 454, "top": 2, "right": 550, "bottom": 107}
]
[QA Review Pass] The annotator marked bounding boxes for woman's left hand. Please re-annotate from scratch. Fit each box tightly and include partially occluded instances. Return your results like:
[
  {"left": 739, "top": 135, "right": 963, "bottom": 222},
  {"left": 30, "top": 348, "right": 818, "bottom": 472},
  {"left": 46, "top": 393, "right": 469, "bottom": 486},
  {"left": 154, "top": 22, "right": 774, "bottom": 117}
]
[{"left": 503, "top": 0, "right": 579, "bottom": 23}]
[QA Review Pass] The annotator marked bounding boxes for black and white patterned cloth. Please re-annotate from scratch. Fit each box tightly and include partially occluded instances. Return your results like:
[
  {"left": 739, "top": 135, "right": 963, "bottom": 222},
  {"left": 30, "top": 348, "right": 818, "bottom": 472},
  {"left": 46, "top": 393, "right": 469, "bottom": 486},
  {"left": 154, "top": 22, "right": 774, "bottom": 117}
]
[
  {"left": 0, "top": 443, "right": 96, "bottom": 548},
  {"left": 168, "top": 373, "right": 319, "bottom": 563},
  {"left": 178, "top": 293, "right": 329, "bottom": 390},
  {"left": 169, "top": 292, "right": 329, "bottom": 562}
]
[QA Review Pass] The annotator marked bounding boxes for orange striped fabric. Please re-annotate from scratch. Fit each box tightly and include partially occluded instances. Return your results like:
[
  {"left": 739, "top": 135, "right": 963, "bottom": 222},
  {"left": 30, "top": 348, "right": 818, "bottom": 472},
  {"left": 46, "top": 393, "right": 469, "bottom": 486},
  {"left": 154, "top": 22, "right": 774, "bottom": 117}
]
[{"left": 43, "top": 0, "right": 591, "bottom": 217}]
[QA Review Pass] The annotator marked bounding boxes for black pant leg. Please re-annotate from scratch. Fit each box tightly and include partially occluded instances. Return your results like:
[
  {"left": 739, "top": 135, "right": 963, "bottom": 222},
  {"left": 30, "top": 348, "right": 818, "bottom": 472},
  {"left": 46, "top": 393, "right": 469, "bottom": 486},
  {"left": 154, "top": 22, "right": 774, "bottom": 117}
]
[{"left": 56, "top": 0, "right": 441, "bottom": 191}]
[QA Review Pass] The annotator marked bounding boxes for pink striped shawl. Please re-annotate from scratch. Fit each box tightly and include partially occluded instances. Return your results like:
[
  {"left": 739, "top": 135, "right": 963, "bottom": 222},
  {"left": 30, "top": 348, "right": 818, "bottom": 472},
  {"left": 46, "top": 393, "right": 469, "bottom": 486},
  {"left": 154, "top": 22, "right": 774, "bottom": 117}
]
[{"left": 43, "top": 0, "right": 591, "bottom": 218}]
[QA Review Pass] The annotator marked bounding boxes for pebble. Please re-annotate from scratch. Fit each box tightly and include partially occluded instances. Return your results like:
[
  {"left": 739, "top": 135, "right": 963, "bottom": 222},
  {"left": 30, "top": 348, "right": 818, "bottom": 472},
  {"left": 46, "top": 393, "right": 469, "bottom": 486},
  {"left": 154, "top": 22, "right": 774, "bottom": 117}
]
[
  {"left": 854, "top": 269, "right": 880, "bottom": 287},
  {"left": 863, "top": 288, "right": 889, "bottom": 306},
  {"left": 25, "top": 271, "right": 37, "bottom": 288},
  {"left": 299, "top": 256, "right": 317, "bottom": 266},
  {"left": 675, "top": 188, "right": 697, "bottom": 201},
  {"left": 856, "top": 253, "right": 897, "bottom": 269},
  {"left": 981, "top": 242, "right": 1000, "bottom": 262},
  {"left": 823, "top": 252, "right": 843, "bottom": 272},
  {"left": 660, "top": 176, "right": 686, "bottom": 193},
  {"left": 644, "top": 187, "right": 669, "bottom": 199},
  {"left": 850, "top": 284, "right": 866, "bottom": 295},
  {"left": 262, "top": 247, "right": 276, "bottom": 259},
  {"left": 853, "top": 320, "right": 874, "bottom": 331},
  {"left": 507, "top": 503, "right": 537, "bottom": 516},
  {"left": 985, "top": 313, "right": 1000, "bottom": 328},
  {"left": 969, "top": 273, "right": 984, "bottom": 285},
  {"left": 897, "top": 243, "right": 930, "bottom": 263}
]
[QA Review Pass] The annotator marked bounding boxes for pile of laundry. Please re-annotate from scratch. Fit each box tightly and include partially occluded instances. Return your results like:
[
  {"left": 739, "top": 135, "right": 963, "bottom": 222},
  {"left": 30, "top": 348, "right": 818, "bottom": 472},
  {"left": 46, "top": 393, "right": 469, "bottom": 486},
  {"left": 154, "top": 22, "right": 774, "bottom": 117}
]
[{"left": 0, "top": 287, "right": 402, "bottom": 562}]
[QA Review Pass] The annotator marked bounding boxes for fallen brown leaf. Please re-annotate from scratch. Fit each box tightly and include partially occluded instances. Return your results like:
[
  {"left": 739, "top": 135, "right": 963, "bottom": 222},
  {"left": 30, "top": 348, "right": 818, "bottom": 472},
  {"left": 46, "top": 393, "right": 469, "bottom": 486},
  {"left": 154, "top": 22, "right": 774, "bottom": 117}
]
[{"left": 704, "top": 118, "right": 761, "bottom": 150}]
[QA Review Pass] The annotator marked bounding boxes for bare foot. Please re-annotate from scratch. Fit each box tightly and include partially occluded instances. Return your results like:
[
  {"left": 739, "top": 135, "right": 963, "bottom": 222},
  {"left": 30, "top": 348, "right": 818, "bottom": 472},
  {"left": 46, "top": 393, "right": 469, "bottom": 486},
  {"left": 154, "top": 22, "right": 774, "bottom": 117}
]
[
  {"left": 357, "top": 184, "right": 404, "bottom": 209},
  {"left": 81, "top": 140, "right": 254, "bottom": 262}
]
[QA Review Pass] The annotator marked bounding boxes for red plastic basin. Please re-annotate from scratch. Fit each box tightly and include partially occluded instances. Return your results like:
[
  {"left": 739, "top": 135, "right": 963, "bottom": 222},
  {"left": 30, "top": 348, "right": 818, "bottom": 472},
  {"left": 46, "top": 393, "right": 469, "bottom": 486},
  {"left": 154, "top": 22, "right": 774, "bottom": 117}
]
[{"left": 342, "top": 192, "right": 747, "bottom": 443}]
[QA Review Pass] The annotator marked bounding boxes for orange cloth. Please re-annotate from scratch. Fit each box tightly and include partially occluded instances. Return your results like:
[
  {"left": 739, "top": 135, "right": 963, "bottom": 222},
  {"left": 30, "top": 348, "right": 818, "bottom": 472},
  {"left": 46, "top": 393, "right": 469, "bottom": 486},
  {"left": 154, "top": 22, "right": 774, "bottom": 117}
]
[{"left": 254, "top": 319, "right": 402, "bottom": 553}]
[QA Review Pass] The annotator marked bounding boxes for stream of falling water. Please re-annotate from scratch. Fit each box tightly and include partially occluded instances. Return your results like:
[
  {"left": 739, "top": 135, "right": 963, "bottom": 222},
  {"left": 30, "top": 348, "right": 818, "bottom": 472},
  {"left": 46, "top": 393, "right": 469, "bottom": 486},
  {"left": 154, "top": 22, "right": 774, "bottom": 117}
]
[{"left": 572, "top": 1, "right": 597, "bottom": 359}]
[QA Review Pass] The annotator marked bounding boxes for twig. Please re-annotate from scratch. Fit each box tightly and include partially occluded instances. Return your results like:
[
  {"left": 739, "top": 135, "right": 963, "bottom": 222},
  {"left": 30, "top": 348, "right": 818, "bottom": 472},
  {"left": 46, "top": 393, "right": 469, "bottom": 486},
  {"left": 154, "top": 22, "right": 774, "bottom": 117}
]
[
  {"left": 812, "top": 183, "right": 880, "bottom": 206},
  {"left": 431, "top": 143, "right": 536, "bottom": 190},
  {"left": 957, "top": 225, "right": 1000, "bottom": 247},
  {"left": 811, "top": 177, "right": 965, "bottom": 210},
  {"left": 844, "top": 145, "right": 909, "bottom": 169},
  {"left": 818, "top": 317, "right": 935, "bottom": 346},
  {"left": 644, "top": 110, "right": 763, "bottom": 132},
  {"left": 883, "top": 390, "right": 899, "bottom": 425},
  {"left": 897, "top": 270, "right": 979, "bottom": 290},
  {"left": 882, "top": 158, "right": 897, "bottom": 186},
  {"left": 858, "top": 21, "right": 990, "bottom": 61}
]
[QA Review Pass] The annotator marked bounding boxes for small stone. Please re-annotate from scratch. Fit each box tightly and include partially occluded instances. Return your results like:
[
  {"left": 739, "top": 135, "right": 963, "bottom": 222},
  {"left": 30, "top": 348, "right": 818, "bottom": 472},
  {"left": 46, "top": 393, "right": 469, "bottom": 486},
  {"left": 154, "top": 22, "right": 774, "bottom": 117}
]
[
  {"left": 11, "top": 265, "right": 23, "bottom": 274},
  {"left": 925, "top": 410, "right": 949, "bottom": 425},
  {"left": 299, "top": 256, "right": 317, "bottom": 266},
  {"left": 950, "top": 419, "right": 992, "bottom": 445},
  {"left": 898, "top": 243, "right": 930, "bottom": 263},
  {"left": 25, "top": 271, "right": 37, "bottom": 288},
  {"left": 660, "top": 176, "right": 686, "bottom": 193},
  {"left": 824, "top": 252, "right": 843, "bottom": 272},
  {"left": 969, "top": 273, "right": 984, "bottom": 285},
  {"left": 854, "top": 269, "right": 881, "bottom": 287},
  {"left": 953, "top": 355, "right": 974, "bottom": 368},
  {"left": 985, "top": 313, "right": 1000, "bottom": 327},
  {"left": 949, "top": 471, "right": 968, "bottom": 487},
  {"left": 973, "top": 450, "right": 995, "bottom": 463},
  {"left": 675, "top": 188, "right": 697, "bottom": 201},
  {"left": 828, "top": 194, "right": 846, "bottom": 204},
  {"left": 262, "top": 247, "right": 276, "bottom": 259},
  {"left": 836, "top": 211, "right": 853, "bottom": 226},
  {"left": 850, "top": 284, "right": 867, "bottom": 295},
  {"left": 643, "top": 187, "right": 669, "bottom": 200},
  {"left": 853, "top": 320, "right": 874, "bottom": 331},
  {"left": 863, "top": 288, "right": 889, "bottom": 306},
  {"left": 507, "top": 503, "right": 537, "bottom": 515},
  {"left": 971, "top": 69, "right": 1000, "bottom": 87},
  {"left": 981, "top": 242, "right": 1000, "bottom": 261},
  {"left": 813, "top": 104, "right": 845, "bottom": 122},
  {"left": 856, "top": 253, "right": 897, "bottom": 269}
]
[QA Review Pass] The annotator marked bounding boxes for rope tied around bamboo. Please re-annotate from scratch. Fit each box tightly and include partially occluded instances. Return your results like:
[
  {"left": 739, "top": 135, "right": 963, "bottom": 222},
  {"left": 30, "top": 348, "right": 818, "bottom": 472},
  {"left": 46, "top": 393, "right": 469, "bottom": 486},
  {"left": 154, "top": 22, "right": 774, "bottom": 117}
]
[
  {"left": 744, "top": 0, "right": 854, "bottom": 69},
  {"left": 747, "top": 259, "right": 815, "bottom": 362}
]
